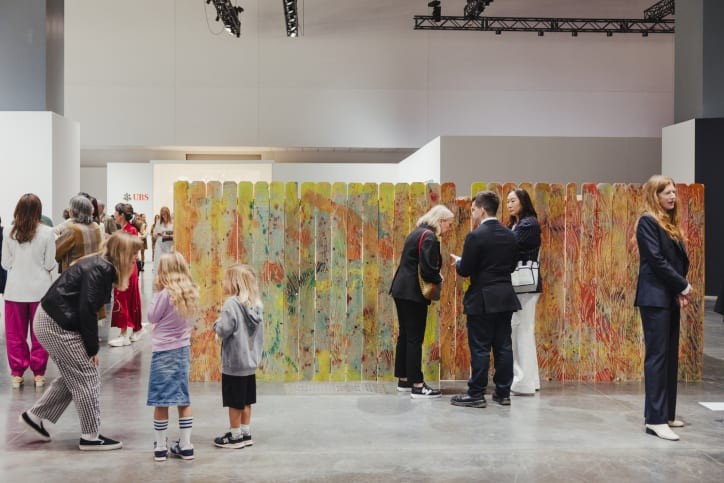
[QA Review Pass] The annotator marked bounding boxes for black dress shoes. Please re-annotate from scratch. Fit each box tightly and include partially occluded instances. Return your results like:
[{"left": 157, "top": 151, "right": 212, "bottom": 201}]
[
  {"left": 492, "top": 393, "right": 511, "bottom": 406},
  {"left": 450, "top": 393, "right": 487, "bottom": 408}
]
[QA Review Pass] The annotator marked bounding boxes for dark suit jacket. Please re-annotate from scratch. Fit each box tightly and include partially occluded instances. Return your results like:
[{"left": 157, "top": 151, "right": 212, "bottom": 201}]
[
  {"left": 635, "top": 214, "right": 689, "bottom": 308},
  {"left": 455, "top": 219, "right": 521, "bottom": 315},
  {"left": 390, "top": 224, "right": 442, "bottom": 305},
  {"left": 0, "top": 226, "right": 6, "bottom": 294}
]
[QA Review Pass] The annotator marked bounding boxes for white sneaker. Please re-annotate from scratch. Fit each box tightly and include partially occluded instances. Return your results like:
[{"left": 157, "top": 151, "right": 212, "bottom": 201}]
[
  {"left": 129, "top": 330, "right": 144, "bottom": 342},
  {"left": 109, "top": 336, "right": 131, "bottom": 347}
]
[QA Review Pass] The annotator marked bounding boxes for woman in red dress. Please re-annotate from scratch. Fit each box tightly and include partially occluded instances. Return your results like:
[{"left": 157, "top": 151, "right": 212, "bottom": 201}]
[{"left": 109, "top": 203, "right": 144, "bottom": 347}]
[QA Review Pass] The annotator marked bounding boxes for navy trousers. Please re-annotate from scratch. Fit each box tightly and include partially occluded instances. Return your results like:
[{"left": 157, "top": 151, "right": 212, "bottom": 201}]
[
  {"left": 466, "top": 312, "right": 514, "bottom": 398},
  {"left": 640, "top": 305, "right": 680, "bottom": 424}
]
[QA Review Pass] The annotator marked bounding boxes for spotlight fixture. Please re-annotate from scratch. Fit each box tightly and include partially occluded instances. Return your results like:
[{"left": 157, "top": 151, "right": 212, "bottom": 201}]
[
  {"left": 428, "top": 1, "right": 442, "bottom": 22},
  {"left": 571, "top": 31, "right": 578, "bottom": 37},
  {"left": 206, "top": 0, "right": 244, "bottom": 38},
  {"left": 464, "top": 0, "right": 494, "bottom": 20},
  {"left": 537, "top": 31, "right": 544, "bottom": 37},
  {"left": 606, "top": 31, "right": 613, "bottom": 37},
  {"left": 283, "top": 0, "right": 300, "bottom": 38}
]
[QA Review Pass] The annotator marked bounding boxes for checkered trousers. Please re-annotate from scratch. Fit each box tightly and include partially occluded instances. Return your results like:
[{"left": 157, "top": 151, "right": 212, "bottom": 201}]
[{"left": 30, "top": 308, "right": 101, "bottom": 435}]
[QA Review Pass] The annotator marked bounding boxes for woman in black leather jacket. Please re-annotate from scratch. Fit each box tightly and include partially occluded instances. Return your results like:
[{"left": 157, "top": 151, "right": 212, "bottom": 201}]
[{"left": 19, "top": 232, "right": 142, "bottom": 451}]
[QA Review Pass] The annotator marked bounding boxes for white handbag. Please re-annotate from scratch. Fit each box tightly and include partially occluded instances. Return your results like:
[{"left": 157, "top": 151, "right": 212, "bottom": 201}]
[{"left": 511, "top": 260, "right": 540, "bottom": 294}]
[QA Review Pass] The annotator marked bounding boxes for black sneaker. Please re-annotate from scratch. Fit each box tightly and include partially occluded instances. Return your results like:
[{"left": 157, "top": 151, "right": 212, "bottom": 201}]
[
  {"left": 169, "top": 441, "right": 194, "bottom": 460},
  {"left": 241, "top": 434, "right": 253, "bottom": 447},
  {"left": 492, "top": 393, "right": 511, "bottom": 406},
  {"left": 397, "top": 379, "right": 412, "bottom": 392},
  {"left": 79, "top": 434, "right": 123, "bottom": 451},
  {"left": 410, "top": 382, "right": 441, "bottom": 399},
  {"left": 154, "top": 441, "right": 168, "bottom": 461},
  {"left": 450, "top": 393, "right": 487, "bottom": 408},
  {"left": 19, "top": 412, "right": 51, "bottom": 441},
  {"left": 214, "top": 431, "right": 245, "bottom": 449}
]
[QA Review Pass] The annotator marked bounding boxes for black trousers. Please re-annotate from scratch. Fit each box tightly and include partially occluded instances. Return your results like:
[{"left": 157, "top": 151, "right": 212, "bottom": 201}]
[
  {"left": 393, "top": 298, "right": 428, "bottom": 384},
  {"left": 466, "top": 312, "right": 513, "bottom": 398},
  {"left": 640, "top": 305, "right": 680, "bottom": 424}
]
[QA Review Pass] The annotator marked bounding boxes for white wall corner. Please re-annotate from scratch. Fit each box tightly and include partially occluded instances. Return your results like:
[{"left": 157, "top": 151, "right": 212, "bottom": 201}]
[
  {"left": 662, "top": 119, "right": 696, "bottom": 184},
  {"left": 398, "top": 137, "right": 441, "bottom": 184}
]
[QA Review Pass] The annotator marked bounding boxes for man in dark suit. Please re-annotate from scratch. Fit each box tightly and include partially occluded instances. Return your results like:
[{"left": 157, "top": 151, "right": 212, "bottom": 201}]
[{"left": 451, "top": 191, "right": 521, "bottom": 408}]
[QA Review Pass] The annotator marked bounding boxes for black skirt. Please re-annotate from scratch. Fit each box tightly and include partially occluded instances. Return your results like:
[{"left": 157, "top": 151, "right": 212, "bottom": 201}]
[{"left": 222, "top": 373, "right": 256, "bottom": 409}]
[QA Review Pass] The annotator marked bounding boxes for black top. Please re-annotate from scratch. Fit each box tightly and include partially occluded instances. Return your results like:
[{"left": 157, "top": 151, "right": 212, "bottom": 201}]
[
  {"left": 390, "top": 224, "right": 442, "bottom": 305},
  {"left": 455, "top": 219, "right": 521, "bottom": 315},
  {"left": 41, "top": 255, "right": 116, "bottom": 356},
  {"left": 634, "top": 214, "right": 689, "bottom": 309},
  {"left": 512, "top": 216, "right": 542, "bottom": 293}
]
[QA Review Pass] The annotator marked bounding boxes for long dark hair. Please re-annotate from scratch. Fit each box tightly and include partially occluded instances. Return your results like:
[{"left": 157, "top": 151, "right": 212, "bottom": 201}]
[
  {"left": 10, "top": 193, "right": 42, "bottom": 243},
  {"left": 507, "top": 188, "right": 538, "bottom": 228}
]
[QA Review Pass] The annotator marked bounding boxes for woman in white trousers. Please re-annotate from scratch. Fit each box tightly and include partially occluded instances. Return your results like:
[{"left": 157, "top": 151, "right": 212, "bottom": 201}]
[{"left": 506, "top": 189, "right": 542, "bottom": 396}]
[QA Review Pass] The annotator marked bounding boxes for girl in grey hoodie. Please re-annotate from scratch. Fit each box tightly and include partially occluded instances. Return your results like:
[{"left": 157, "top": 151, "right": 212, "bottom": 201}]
[{"left": 213, "top": 264, "right": 264, "bottom": 449}]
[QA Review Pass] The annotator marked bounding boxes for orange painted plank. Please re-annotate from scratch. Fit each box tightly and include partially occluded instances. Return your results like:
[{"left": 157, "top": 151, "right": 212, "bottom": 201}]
[
  {"left": 377, "top": 183, "right": 396, "bottom": 381},
  {"left": 362, "top": 183, "right": 379, "bottom": 380},
  {"left": 563, "top": 183, "right": 581, "bottom": 381},
  {"left": 346, "top": 183, "right": 364, "bottom": 381},
  {"left": 313, "top": 183, "right": 332, "bottom": 381},
  {"left": 578, "top": 183, "right": 598, "bottom": 381},
  {"left": 439, "top": 182, "right": 457, "bottom": 380},
  {"left": 298, "top": 182, "right": 316, "bottom": 380},
  {"left": 283, "top": 182, "right": 300, "bottom": 381},
  {"left": 330, "top": 182, "right": 348, "bottom": 381}
]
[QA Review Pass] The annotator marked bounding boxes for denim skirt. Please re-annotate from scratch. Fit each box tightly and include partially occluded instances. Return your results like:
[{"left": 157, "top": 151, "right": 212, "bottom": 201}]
[{"left": 147, "top": 345, "right": 190, "bottom": 407}]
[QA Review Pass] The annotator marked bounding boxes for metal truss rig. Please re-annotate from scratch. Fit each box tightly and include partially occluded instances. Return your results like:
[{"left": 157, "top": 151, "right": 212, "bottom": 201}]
[
  {"left": 413, "top": 16, "right": 674, "bottom": 35},
  {"left": 644, "top": 0, "right": 675, "bottom": 21}
]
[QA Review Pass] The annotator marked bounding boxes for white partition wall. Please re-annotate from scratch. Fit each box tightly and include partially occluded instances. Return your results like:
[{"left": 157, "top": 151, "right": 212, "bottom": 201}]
[
  {"left": 398, "top": 137, "right": 440, "bottom": 183},
  {"left": 0, "top": 112, "right": 79, "bottom": 225},
  {"left": 107, "top": 163, "right": 154, "bottom": 221},
  {"left": 272, "top": 163, "right": 399, "bottom": 184},
  {"left": 662, "top": 120, "right": 696, "bottom": 184}
]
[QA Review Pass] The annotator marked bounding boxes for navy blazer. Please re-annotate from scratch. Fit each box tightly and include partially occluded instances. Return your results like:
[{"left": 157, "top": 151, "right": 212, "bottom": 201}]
[
  {"left": 512, "top": 216, "right": 542, "bottom": 293},
  {"left": 390, "top": 224, "right": 442, "bottom": 305},
  {"left": 456, "top": 219, "right": 521, "bottom": 315},
  {"left": 635, "top": 214, "right": 689, "bottom": 308}
]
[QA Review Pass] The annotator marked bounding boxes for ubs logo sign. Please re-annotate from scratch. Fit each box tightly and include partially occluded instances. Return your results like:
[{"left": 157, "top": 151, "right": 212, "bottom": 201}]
[{"left": 123, "top": 193, "right": 151, "bottom": 202}]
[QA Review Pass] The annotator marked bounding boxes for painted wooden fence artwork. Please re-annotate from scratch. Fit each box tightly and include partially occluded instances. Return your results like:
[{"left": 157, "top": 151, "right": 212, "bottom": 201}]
[{"left": 174, "top": 181, "right": 705, "bottom": 384}]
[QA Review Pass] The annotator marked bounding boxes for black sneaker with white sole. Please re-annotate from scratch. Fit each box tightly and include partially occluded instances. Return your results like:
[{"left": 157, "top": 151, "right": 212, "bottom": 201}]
[
  {"left": 410, "top": 382, "right": 441, "bottom": 399},
  {"left": 78, "top": 434, "right": 123, "bottom": 451},
  {"left": 214, "top": 431, "right": 245, "bottom": 449},
  {"left": 169, "top": 441, "right": 194, "bottom": 460},
  {"left": 241, "top": 434, "right": 253, "bottom": 447},
  {"left": 397, "top": 379, "right": 412, "bottom": 392},
  {"left": 19, "top": 412, "right": 51, "bottom": 441}
]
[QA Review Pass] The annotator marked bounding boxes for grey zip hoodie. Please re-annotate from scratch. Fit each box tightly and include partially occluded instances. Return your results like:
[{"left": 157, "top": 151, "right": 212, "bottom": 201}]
[{"left": 213, "top": 297, "right": 264, "bottom": 376}]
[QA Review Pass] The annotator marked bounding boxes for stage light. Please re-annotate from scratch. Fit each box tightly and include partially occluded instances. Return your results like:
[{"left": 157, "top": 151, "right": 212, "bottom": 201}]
[
  {"left": 571, "top": 31, "right": 578, "bottom": 37},
  {"left": 538, "top": 31, "right": 544, "bottom": 36},
  {"left": 207, "top": 0, "right": 243, "bottom": 38},
  {"left": 606, "top": 31, "right": 613, "bottom": 37},
  {"left": 495, "top": 30, "right": 501, "bottom": 35},
  {"left": 284, "top": 0, "right": 300, "bottom": 38},
  {"left": 642, "top": 31, "right": 649, "bottom": 37},
  {"left": 428, "top": 1, "right": 442, "bottom": 22}
]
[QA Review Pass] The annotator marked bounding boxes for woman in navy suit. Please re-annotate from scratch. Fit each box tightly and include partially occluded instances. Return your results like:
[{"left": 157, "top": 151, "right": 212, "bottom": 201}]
[
  {"left": 506, "top": 188, "right": 542, "bottom": 396},
  {"left": 390, "top": 205, "right": 454, "bottom": 399},
  {"left": 635, "top": 175, "right": 691, "bottom": 441}
]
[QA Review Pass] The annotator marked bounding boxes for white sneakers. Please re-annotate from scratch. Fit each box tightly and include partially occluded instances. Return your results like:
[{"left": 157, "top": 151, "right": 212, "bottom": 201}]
[
  {"left": 645, "top": 423, "right": 680, "bottom": 441},
  {"left": 108, "top": 335, "right": 131, "bottom": 347},
  {"left": 129, "top": 329, "right": 145, "bottom": 342}
]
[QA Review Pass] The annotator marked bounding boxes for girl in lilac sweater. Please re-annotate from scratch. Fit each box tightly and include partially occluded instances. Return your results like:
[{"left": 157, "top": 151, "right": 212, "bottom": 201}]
[{"left": 146, "top": 252, "right": 199, "bottom": 462}]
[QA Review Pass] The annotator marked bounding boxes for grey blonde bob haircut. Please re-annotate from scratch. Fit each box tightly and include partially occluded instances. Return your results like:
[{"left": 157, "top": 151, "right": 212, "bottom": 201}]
[{"left": 416, "top": 204, "right": 455, "bottom": 236}]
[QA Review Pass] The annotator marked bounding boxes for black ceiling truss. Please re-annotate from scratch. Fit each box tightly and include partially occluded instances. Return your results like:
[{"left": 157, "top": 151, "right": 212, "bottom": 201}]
[
  {"left": 414, "top": 16, "right": 674, "bottom": 35},
  {"left": 207, "top": 0, "right": 243, "bottom": 37},
  {"left": 283, "top": 0, "right": 300, "bottom": 38},
  {"left": 644, "top": 0, "right": 675, "bottom": 21},
  {"left": 416, "top": 0, "right": 675, "bottom": 36}
]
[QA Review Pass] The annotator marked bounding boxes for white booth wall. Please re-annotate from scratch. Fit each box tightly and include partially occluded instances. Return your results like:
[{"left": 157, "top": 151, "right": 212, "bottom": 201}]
[{"left": 0, "top": 112, "right": 79, "bottom": 225}]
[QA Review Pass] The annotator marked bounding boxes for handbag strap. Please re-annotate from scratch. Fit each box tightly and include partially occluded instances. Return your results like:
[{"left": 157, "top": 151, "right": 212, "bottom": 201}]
[{"left": 417, "top": 229, "right": 433, "bottom": 260}]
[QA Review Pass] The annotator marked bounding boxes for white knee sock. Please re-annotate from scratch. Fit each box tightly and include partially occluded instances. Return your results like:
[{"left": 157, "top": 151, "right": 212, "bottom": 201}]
[
  {"left": 179, "top": 417, "right": 193, "bottom": 449},
  {"left": 154, "top": 419, "right": 168, "bottom": 448},
  {"left": 240, "top": 424, "right": 250, "bottom": 436}
]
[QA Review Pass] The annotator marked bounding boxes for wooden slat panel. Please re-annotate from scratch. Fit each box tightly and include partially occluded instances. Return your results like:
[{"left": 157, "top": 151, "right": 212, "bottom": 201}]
[
  {"left": 377, "top": 182, "right": 396, "bottom": 381},
  {"left": 681, "top": 183, "right": 704, "bottom": 381},
  {"left": 298, "top": 182, "right": 316, "bottom": 380},
  {"left": 624, "top": 184, "right": 643, "bottom": 381},
  {"left": 188, "top": 181, "right": 210, "bottom": 381},
  {"left": 454, "top": 196, "right": 472, "bottom": 380},
  {"left": 330, "top": 182, "right": 348, "bottom": 381},
  {"left": 439, "top": 182, "right": 457, "bottom": 380},
  {"left": 262, "top": 181, "right": 286, "bottom": 379},
  {"left": 595, "top": 183, "right": 614, "bottom": 381},
  {"left": 173, "top": 181, "right": 191, "bottom": 262},
  {"left": 578, "top": 183, "right": 597, "bottom": 381},
  {"left": 391, "top": 183, "right": 411, "bottom": 381},
  {"left": 252, "top": 182, "right": 270, "bottom": 380},
  {"left": 237, "top": 182, "right": 254, "bottom": 265},
  {"left": 346, "top": 183, "right": 364, "bottom": 381},
  {"left": 422, "top": 183, "right": 441, "bottom": 382},
  {"left": 610, "top": 183, "right": 630, "bottom": 381},
  {"left": 563, "top": 183, "right": 581, "bottom": 381},
  {"left": 313, "top": 182, "right": 332, "bottom": 381},
  {"left": 283, "top": 182, "right": 300, "bottom": 381},
  {"left": 362, "top": 182, "right": 379, "bottom": 380}
]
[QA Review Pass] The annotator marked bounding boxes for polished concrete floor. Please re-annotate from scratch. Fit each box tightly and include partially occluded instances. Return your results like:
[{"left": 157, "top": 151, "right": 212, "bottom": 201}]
[{"left": 1, "top": 265, "right": 724, "bottom": 482}]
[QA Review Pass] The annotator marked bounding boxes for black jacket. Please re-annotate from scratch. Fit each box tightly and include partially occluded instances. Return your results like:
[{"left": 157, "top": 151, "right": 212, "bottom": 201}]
[
  {"left": 0, "top": 226, "right": 6, "bottom": 294},
  {"left": 512, "top": 216, "right": 542, "bottom": 293},
  {"left": 456, "top": 219, "right": 521, "bottom": 315},
  {"left": 41, "top": 255, "right": 116, "bottom": 356},
  {"left": 635, "top": 214, "right": 689, "bottom": 308},
  {"left": 390, "top": 224, "right": 442, "bottom": 305}
]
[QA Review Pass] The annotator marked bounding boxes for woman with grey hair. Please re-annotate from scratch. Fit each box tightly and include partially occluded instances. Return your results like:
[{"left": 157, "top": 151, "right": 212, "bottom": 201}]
[
  {"left": 55, "top": 195, "right": 103, "bottom": 273},
  {"left": 390, "top": 204, "right": 455, "bottom": 398}
]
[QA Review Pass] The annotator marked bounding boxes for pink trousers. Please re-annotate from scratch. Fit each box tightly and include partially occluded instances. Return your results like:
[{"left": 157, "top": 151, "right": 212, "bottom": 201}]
[{"left": 4, "top": 301, "right": 48, "bottom": 377}]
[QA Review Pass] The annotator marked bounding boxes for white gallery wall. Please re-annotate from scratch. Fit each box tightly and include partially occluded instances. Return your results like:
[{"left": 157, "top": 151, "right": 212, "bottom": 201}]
[
  {"left": 65, "top": 0, "right": 674, "bottom": 150},
  {"left": 662, "top": 120, "right": 696, "bottom": 184},
  {"left": 80, "top": 167, "right": 108, "bottom": 207},
  {"left": 106, "top": 163, "right": 154, "bottom": 221},
  {"left": 0, "top": 112, "right": 79, "bottom": 225},
  {"left": 398, "top": 137, "right": 441, "bottom": 183}
]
